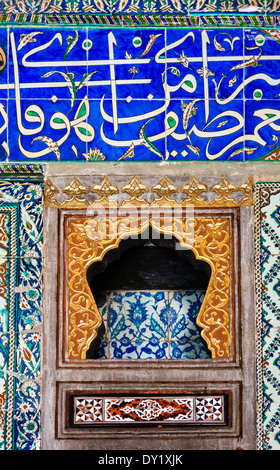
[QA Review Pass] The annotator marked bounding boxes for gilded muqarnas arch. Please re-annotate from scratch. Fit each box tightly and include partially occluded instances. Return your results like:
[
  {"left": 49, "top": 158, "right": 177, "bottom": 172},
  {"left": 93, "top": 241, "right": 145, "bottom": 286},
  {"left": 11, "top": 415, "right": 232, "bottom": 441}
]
[{"left": 66, "top": 202, "right": 232, "bottom": 360}]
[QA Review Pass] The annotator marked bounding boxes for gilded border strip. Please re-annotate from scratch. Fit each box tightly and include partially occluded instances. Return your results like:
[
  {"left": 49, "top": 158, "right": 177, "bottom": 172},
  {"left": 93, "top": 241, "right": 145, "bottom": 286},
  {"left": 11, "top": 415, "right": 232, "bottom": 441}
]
[
  {"left": 0, "top": 13, "right": 276, "bottom": 27},
  {"left": 45, "top": 175, "right": 254, "bottom": 209}
]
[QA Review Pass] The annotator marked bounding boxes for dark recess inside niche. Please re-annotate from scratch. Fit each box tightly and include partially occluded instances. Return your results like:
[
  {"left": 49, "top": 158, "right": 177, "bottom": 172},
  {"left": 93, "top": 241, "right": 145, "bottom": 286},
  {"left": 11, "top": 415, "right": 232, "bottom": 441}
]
[{"left": 86, "top": 227, "right": 211, "bottom": 358}]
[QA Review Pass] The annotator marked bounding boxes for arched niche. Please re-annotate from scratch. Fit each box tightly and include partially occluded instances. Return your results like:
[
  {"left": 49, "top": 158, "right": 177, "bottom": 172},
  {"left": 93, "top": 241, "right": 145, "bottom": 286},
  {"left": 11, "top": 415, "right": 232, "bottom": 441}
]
[
  {"left": 86, "top": 228, "right": 212, "bottom": 359},
  {"left": 67, "top": 210, "right": 232, "bottom": 360}
]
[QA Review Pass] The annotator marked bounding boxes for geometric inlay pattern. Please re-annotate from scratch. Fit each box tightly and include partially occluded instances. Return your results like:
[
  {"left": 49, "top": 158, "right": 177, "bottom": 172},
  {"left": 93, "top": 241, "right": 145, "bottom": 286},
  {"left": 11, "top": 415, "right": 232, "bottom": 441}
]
[
  {"left": 75, "top": 398, "right": 103, "bottom": 423},
  {"left": 73, "top": 396, "right": 226, "bottom": 425},
  {"left": 195, "top": 397, "right": 224, "bottom": 422}
]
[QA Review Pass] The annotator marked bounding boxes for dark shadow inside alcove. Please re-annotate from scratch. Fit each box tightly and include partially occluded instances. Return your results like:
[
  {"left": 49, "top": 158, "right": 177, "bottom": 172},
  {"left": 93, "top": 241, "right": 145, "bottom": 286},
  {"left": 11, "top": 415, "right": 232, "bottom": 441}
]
[{"left": 86, "top": 227, "right": 212, "bottom": 359}]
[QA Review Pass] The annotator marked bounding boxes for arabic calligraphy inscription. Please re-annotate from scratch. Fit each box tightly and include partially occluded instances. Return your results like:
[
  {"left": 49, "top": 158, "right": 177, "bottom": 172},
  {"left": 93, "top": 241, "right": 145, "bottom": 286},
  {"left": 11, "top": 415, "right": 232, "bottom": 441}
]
[{"left": 0, "top": 27, "right": 279, "bottom": 162}]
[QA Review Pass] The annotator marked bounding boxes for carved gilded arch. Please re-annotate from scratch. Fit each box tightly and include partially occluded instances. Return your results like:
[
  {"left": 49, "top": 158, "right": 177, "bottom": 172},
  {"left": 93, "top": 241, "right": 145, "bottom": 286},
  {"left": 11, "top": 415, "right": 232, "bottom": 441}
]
[{"left": 66, "top": 203, "right": 232, "bottom": 361}]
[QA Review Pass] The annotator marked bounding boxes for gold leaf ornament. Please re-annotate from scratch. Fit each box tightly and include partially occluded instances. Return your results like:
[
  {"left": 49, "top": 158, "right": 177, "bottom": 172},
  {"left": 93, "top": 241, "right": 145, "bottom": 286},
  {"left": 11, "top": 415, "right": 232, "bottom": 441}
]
[
  {"left": 44, "top": 178, "right": 59, "bottom": 208},
  {"left": 210, "top": 178, "right": 237, "bottom": 206},
  {"left": 92, "top": 176, "right": 119, "bottom": 198},
  {"left": 238, "top": 176, "right": 254, "bottom": 206},
  {"left": 61, "top": 177, "right": 89, "bottom": 208},
  {"left": 181, "top": 176, "right": 208, "bottom": 204},
  {"left": 122, "top": 176, "right": 148, "bottom": 198},
  {"left": 152, "top": 177, "right": 178, "bottom": 198}
]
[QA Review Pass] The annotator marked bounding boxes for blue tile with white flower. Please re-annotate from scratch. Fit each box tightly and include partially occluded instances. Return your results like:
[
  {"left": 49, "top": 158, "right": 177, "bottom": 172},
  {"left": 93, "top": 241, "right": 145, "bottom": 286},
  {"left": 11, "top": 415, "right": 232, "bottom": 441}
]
[{"left": 95, "top": 290, "right": 210, "bottom": 359}]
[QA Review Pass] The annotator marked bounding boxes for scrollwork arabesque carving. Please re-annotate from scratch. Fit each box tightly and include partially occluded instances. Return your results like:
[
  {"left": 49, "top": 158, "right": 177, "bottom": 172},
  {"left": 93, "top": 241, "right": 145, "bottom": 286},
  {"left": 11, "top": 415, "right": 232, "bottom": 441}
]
[
  {"left": 67, "top": 211, "right": 231, "bottom": 361},
  {"left": 56, "top": 175, "right": 245, "bottom": 360}
]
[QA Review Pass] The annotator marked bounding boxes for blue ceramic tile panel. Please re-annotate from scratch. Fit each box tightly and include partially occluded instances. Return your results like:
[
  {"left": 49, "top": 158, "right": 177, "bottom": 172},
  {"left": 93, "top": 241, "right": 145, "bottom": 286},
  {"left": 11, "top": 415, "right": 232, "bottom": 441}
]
[
  {"left": 87, "top": 98, "right": 166, "bottom": 162},
  {"left": 86, "top": 28, "right": 166, "bottom": 162},
  {"left": 0, "top": 28, "right": 8, "bottom": 100},
  {"left": 8, "top": 98, "right": 88, "bottom": 162},
  {"left": 166, "top": 98, "right": 244, "bottom": 162},
  {"left": 165, "top": 29, "right": 244, "bottom": 100},
  {"left": 244, "top": 30, "right": 280, "bottom": 101},
  {"left": 0, "top": 176, "right": 43, "bottom": 450},
  {"left": 0, "top": 213, "right": 10, "bottom": 365},
  {"left": 12, "top": 372, "right": 41, "bottom": 448},
  {"left": 86, "top": 29, "right": 166, "bottom": 100},
  {"left": 15, "top": 260, "right": 43, "bottom": 332},
  {"left": 256, "top": 183, "right": 280, "bottom": 449},
  {"left": 245, "top": 99, "right": 280, "bottom": 161},
  {"left": 260, "top": 192, "right": 280, "bottom": 256},
  {"left": 95, "top": 290, "right": 209, "bottom": 359},
  {"left": 261, "top": 254, "right": 280, "bottom": 328},
  {"left": 9, "top": 28, "right": 88, "bottom": 100},
  {"left": 3, "top": 26, "right": 280, "bottom": 161},
  {"left": 8, "top": 28, "right": 90, "bottom": 162},
  {"left": 0, "top": 181, "right": 43, "bottom": 259},
  {"left": 244, "top": 30, "right": 280, "bottom": 161},
  {"left": 165, "top": 29, "right": 245, "bottom": 162},
  {"left": 168, "top": 291, "right": 210, "bottom": 359},
  {"left": 110, "top": 339, "right": 169, "bottom": 359},
  {"left": 108, "top": 291, "right": 168, "bottom": 343}
]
